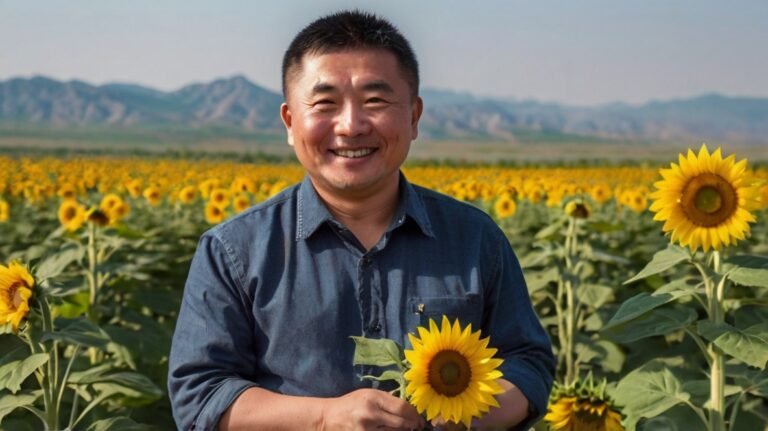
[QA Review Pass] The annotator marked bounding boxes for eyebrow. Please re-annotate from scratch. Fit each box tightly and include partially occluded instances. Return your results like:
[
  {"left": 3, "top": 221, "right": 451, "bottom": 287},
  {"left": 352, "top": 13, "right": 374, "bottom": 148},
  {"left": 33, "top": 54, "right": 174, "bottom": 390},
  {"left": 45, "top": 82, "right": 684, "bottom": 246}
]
[{"left": 309, "top": 80, "right": 395, "bottom": 96}]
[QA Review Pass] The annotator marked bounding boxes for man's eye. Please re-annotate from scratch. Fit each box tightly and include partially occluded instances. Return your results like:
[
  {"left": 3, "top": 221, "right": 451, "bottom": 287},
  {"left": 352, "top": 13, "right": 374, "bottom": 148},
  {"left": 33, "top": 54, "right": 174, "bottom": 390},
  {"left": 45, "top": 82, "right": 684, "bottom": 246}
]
[{"left": 366, "top": 97, "right": 388, "bottom": 105}]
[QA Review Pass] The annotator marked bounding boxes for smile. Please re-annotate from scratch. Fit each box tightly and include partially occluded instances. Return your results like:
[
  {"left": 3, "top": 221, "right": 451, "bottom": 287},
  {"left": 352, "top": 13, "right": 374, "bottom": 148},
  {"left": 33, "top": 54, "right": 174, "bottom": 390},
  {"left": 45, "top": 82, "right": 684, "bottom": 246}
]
[{"left": 331, "top": 148, "right": 377, "bottom": 158}]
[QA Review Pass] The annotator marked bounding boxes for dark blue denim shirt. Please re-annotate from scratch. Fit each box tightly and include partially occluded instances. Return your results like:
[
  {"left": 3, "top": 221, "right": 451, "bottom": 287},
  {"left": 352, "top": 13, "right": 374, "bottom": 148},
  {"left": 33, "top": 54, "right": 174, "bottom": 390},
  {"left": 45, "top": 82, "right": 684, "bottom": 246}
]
[{"left": 168, "top": 174, "right": 554, "bottom": 430}]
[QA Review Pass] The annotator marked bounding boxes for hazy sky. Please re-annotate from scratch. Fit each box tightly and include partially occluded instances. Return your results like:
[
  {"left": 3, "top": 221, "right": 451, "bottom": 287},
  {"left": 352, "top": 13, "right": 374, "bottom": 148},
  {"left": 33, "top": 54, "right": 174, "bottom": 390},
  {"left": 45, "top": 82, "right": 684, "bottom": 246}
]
[{"left": 2, "top": 0, "right": 767, "bottom": 106}]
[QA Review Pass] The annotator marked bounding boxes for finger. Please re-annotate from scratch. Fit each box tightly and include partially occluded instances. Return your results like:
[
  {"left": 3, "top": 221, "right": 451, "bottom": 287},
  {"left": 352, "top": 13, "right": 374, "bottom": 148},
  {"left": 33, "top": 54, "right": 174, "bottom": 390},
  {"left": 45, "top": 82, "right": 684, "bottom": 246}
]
[{"left": 375, "top": 393, "right": 425, "bottom": 424}]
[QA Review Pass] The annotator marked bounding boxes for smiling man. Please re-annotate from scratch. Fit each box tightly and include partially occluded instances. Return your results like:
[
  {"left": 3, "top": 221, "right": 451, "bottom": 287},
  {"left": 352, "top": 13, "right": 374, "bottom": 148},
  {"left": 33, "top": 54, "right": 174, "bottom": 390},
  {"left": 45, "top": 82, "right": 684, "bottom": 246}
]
[{"left": 168, "top": 10, "right": 554, "bottom": 431}]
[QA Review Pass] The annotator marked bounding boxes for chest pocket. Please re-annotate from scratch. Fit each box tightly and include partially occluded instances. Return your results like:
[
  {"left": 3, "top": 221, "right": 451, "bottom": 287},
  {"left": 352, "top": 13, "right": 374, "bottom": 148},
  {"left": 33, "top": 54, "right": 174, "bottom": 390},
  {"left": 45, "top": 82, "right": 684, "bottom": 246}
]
[{"left": 405, "top": 295, "right": 483, "bottom": 346}]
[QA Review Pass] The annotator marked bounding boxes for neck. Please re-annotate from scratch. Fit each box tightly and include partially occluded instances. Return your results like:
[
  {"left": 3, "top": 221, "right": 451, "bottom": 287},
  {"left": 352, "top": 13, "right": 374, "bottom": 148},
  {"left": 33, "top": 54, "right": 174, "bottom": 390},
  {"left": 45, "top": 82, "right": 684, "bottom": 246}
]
[{"left": 311, "top": 176, "right": 400, "bottom": 250}]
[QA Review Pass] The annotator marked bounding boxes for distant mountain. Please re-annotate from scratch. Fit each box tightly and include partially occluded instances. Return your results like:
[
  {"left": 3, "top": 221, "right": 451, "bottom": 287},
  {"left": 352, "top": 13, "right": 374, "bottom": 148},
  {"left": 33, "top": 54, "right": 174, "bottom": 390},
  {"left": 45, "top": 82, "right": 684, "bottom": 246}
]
[
  {"left": 2, "top": 76, "right": 768, "bottom": 144},
  {"left": 0, "top": 75, "right": 284, "bottom": 130}
]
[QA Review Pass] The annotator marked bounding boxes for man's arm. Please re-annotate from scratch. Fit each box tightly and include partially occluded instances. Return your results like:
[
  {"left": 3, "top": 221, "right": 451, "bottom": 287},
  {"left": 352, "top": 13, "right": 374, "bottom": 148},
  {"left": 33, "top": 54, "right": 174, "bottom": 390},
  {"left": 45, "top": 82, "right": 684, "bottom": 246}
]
[
  {"left": 479, "top": 228, "right": 556, "bottom": 430},
  {"left": 220, "top": 387, "right": 424, "bottom": 430}
]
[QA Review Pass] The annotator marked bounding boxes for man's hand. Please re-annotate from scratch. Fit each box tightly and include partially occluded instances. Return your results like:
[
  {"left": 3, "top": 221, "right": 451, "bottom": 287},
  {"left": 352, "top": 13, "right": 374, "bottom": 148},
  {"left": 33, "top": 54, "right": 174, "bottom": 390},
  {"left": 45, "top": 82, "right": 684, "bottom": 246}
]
[{"left": 319, "top": 388, "right": 426, "bottom": 431}]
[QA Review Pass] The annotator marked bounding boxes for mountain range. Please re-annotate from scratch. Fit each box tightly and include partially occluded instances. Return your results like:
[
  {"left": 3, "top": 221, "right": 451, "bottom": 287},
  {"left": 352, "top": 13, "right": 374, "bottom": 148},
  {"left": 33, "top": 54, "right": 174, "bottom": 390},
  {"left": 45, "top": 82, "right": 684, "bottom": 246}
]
[{"left": 2, "top": 75, "right": 767, "bottom": 145}]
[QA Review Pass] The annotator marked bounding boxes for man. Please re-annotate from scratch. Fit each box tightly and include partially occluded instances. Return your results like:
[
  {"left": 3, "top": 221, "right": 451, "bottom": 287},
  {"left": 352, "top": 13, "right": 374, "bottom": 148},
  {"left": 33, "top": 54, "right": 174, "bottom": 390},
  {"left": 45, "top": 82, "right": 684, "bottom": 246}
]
[{"left": 168, "top": 10, "right": 554, "bottom": 431}]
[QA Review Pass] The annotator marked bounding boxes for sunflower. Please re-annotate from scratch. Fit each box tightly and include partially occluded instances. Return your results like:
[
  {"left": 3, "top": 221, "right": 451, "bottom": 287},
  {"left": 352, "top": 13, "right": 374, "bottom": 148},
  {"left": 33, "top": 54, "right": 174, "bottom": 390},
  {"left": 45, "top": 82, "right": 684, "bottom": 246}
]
[
  {"left": 58, "top": 200, "right": 87, "bottom": 232},
  {"left": 0, "top": 199, "right": 9, "bottom": 222},
  {"left": 545, "top": 377, "right": 624, "bottom": 431},
  {"left": 494, "top": 194, "right": 517, "bottom": 219},
  {"left": 404, "top": 316, "right": 505, "bottom": 427},
  {"left": 178, "top": 186, "right": 197, "bottom": 204},
  {"left": 210, "top": 188, "right": 230, "bottom": 208},
  {"left": 565, "top": 201, "right": 590, "bottom": 219},
  {"left": 649, "top": 145, "right": 760, "bottom": 252},
  {"left": 589, "top": 184, "right": 612, "bottom": 204},
  {"left": 0, "top": 261, "right": 35, "bottom": 332},
  {"left": 233, "top": 194, "right": 251, "bottom": 214},
  {"left": 545, "top": 396, "right": 623, "bottom": 431},
  {"left": 205, "top": 202, "right": 227, "bottom": 224},
  {"left": 100, "top": 193, "right": 123, "bottom": 212},
  {"left": 143, "top": 186, "right": 162, "bottom": 207}
]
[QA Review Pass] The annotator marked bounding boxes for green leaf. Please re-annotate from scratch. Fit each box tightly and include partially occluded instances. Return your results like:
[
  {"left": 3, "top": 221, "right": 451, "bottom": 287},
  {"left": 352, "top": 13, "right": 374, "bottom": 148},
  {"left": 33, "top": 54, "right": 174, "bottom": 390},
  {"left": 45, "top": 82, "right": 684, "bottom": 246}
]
[
  {"left": 0, "top": 392, "right": 41, "bottom": 422},
  {"left": 603, "top": 307, "right": 697, "bottom": 343},
  {"left": 654, "top": 277, "right": 700, "bottom": 295},
  {"left": 0, "top": 353, "right": 49, "bottom": 394},
  {"left": 724, "top": 255, "right": 768, "bottom": 288},
  {"left": 577, "top": 283, "right": 614, "bottom": 309},
  {"left": 91, "top": 371, "right": 163, "bottom": 401},
  {"left": 602, "top": 291, "right": 693, "bottom": 331},
  {"left": 360, "top": 369, "right": 403, "bottom": 383},
  {"left": 614, "top": 361, "right": 691, "bottom": 422},
  {"left": 34, "top": 243, "right": 84, "bottom": 281},
  {"left": 524, "top": 267, "right": 559, "bottom": 294},
  {"left": 42, "top": 318, "right": 112, "bottom": 348},
  {"left": 86, "top": 416, "right": 150, "bottom": 431},
  {"left": 624, "top": 244, "right": 690, "bottom": 285},
  {"left": 534, "top": 221, "right": 563, "bottom": 240},
  {"left": 351, "top": 336, "right": 404, "bottom": 368},
  {"left": 698, "top": 322, "right": 768, "bottom": 369}
]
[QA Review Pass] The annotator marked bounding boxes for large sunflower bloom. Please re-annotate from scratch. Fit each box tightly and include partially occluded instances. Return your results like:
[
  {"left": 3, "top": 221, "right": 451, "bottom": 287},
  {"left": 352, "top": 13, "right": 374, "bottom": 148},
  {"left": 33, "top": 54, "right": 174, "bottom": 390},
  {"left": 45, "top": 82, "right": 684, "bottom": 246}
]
[
  {"left": 404, "top": 316, "right": 505, "bottom": 427},
  {"left": 0, "top": 261, "right": 35, "bottom": 331},
  {"left": 545, "top": 396, "right": 624, "bottom": 431},
  {"left": 649, "top": 145, "right": 760, "bottom": 252}
]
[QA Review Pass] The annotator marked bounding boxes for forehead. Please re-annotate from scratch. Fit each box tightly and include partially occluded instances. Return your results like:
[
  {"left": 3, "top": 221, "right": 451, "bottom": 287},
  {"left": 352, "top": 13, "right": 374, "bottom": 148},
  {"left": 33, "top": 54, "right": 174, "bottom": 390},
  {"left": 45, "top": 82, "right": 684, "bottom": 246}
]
[{"left": 286, "top": 48, "right": 409, "bottom": 94}]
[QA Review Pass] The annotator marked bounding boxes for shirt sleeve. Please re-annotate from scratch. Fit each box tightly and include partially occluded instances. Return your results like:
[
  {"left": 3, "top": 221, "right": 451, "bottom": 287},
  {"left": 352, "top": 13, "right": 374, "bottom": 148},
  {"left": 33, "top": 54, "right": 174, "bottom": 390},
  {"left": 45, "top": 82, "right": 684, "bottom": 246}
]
[
  {"left": 168, "top": 233, "right": 258, "bottom": 431},
  {"left": 484, "top": 227, "right": 556, "bottom": 431}
]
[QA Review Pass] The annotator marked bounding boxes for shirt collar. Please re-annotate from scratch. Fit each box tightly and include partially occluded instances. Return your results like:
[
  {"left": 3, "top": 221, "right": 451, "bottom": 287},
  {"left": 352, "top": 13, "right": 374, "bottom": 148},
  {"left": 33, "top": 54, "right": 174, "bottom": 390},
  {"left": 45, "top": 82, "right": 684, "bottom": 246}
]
[{"left": 295, "top": 173, "right": 434, "bottom": 241}]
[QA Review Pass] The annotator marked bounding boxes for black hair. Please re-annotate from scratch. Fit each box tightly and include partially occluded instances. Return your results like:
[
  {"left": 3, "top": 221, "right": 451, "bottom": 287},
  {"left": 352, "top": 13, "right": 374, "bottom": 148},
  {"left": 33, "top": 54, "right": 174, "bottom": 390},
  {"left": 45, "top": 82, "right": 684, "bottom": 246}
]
[{"left": 281, "top": 10, "right": 419, "bottom": 98}]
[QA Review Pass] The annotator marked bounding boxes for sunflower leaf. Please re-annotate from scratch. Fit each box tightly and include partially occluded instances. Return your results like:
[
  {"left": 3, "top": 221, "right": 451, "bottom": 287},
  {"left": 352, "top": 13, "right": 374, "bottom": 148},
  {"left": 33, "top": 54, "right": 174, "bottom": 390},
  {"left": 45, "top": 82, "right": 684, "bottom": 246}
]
[
  {"left": 697, "top": 321, "right": 768, "bottom": 369},
  {"left": 624, "top": 245, "right": 690, "bottom": 285},
  {"left": 613, "top": 361, "right": 691, "bottom": 424},
  {"left": 602, "top": 291, "right": 693, "bottom": 331},
  {"left": 34, "top": 242, "right": 84, "bottom": 281},
  {"left": 351, "top": 336, "right": 404, "bottom": 369},
  {"left": 42, "top": 317, "right": 112, "bottom": 348},
  {"left": 0, "top": 392, "right": 42, "bottom": 423},
  {"left": 0, "top": 354, "right": 49, "bottom": 394},
  {"left": 726, "top": 256, "right": 768, "bottom": 288},
  {"left": 603, "top": 306, "right": 697, "bottom": 343},
  {"left": 360, "top": 369, "right": 403, "bottom": 383},
  {"left": 86, "top": 417, "right": 148, "bottom": 431}
]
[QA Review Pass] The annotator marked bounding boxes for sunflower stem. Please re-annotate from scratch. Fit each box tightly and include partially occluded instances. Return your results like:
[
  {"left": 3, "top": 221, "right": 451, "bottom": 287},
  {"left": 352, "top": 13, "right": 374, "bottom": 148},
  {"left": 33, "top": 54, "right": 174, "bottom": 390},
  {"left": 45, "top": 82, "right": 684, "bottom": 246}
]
[
  {"left": 705, "top": 251, "right": 726, "bottom": 431},
  {"left": 563, "top": 217, "right": 578, "bottom": 386}
]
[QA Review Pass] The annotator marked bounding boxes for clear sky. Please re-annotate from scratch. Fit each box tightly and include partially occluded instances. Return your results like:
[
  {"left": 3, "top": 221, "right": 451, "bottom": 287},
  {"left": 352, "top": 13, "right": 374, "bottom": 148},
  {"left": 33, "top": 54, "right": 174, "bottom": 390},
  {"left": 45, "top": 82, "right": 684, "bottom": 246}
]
[{"left": 2, "top": 0, "right": 767, "bottom": 106}]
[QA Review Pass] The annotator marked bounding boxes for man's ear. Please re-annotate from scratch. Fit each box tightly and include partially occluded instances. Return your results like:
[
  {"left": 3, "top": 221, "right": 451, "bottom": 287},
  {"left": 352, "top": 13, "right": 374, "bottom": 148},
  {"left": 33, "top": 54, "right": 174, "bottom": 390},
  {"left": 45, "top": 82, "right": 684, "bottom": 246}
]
[
  {"left": 410, "top": 96, "right": 424, "bottom": 140},
  {"left": 280, "top": 102, "right": 294, "bottom": 147}
]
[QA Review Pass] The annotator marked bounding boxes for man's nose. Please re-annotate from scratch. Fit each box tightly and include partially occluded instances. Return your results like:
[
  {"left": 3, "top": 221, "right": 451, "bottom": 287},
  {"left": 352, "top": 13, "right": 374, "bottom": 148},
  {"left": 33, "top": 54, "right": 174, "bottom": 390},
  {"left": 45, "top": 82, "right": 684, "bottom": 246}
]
[{"left": 334, "top": 102, "right": 372, "bottom": 137}]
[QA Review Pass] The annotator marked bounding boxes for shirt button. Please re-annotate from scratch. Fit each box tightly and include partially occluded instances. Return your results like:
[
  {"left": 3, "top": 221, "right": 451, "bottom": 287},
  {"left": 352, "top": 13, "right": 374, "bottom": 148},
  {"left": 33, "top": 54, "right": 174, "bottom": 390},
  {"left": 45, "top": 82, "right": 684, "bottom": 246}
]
[
  {"left": 362, "top": 257, "right": 371, "bottom": 266},
  {"left": 370, "top": 323, "right": 382, "bottom": 333}
]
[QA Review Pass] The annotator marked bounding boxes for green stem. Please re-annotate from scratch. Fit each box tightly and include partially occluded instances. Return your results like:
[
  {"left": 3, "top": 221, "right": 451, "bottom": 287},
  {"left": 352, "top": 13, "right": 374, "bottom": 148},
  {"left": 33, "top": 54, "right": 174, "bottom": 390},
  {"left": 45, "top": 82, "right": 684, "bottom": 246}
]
[
  {"left": 706, "top": 251, "right": 725, "bottom": 431},
  {"left": 55, "top": 345, "right": 80, "bottom": 421},
  {"left": 563, "top": 217, "right": 578, "bottom": 386},
  {"left": 87, "top": 222, "right": 98, "bottom": 318},
  {"left": 727, "top": 393, "right": 744, "bottom": 431},
  {"left": 38, "top": 297, "right": 59, "bottom": 430},
  {"left": 71, "top": 392, "right": 113, "bottom": 429}
]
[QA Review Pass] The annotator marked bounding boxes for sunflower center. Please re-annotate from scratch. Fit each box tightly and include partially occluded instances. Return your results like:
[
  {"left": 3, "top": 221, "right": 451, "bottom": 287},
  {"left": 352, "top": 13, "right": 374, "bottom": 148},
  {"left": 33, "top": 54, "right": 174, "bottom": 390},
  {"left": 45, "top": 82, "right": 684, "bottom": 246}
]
[
  {"left": 8, "top": 281, "right": 23, "bottom": 309},
  {"left": 64, "top": 207, "right": 76, "bottom": 220},
  {"left": 695, "top": 186, "right": 722, "bottom": 214},
  {"left": 680, "top": 173, "right": 737, "bottom": 227},
  {"left": 428, "top": 350, "right": 471, "bottom": 397}
]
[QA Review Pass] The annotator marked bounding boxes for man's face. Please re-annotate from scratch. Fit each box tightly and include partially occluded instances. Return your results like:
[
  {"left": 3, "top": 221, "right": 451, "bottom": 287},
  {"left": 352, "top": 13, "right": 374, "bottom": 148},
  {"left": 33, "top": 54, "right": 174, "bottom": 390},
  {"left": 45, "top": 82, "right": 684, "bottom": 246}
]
[{"left": 280, "top": 49, "right": 423, "bottom": 199}]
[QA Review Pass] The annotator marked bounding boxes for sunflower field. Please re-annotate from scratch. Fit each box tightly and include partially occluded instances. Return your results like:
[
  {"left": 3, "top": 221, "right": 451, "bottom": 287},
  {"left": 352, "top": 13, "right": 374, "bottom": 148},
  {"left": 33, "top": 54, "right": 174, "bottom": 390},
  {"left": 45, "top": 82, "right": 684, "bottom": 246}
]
[{"left": 1, "top": 145, "right": 767, "bottom": 431}]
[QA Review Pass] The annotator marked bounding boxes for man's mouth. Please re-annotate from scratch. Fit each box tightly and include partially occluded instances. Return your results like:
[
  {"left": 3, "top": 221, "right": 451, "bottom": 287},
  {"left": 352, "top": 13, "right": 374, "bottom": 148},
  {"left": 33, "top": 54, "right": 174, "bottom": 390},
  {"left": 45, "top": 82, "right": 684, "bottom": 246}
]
[{"left": 331, "top": 148, "right": 377, "bottom": 158}]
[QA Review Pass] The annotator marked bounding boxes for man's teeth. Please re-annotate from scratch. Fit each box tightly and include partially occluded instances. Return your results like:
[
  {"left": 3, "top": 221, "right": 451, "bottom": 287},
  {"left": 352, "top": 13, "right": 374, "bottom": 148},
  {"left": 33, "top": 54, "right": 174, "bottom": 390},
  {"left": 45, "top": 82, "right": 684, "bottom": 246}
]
[{"left": 333, "top": 148, "right": 375, "bottom": 158}]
